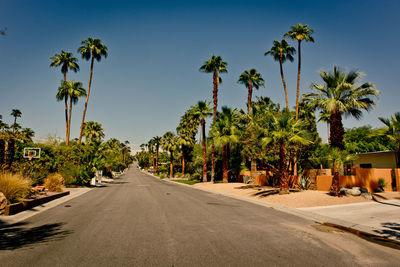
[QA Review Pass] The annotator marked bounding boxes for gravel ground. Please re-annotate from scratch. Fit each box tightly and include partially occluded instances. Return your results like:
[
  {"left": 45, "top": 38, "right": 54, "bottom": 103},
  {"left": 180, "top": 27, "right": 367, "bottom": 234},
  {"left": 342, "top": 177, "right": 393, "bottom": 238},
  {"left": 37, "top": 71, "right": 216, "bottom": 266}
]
[{"left": 193, "top": 182, "right": 400, "bottom": 208}]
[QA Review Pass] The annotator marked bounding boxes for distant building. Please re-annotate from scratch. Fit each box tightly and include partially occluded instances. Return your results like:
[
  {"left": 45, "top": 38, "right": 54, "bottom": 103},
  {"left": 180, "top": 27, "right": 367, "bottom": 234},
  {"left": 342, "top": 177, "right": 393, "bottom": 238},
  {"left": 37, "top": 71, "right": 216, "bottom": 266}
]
[{"left": 353, "top": 150, "right": 398, "bottom": 169}]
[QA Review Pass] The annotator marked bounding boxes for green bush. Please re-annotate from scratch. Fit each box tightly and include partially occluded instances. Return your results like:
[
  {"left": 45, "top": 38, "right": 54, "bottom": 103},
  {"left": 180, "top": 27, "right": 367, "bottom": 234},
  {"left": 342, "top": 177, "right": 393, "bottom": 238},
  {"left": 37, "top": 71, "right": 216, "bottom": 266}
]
[
  {"left": 378, "top": 178, "right": 387, "bottom": 189},
  {"left": 190, "top": 173, "right": 201, "bottom": 181}
]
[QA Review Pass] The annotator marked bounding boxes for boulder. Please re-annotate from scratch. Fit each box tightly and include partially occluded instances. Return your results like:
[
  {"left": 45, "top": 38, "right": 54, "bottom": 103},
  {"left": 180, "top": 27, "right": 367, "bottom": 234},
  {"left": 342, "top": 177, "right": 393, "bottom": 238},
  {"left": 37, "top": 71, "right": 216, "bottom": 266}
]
[
  {"left": 361, "top": 192, "right": 373, "bottom": 200},
  {"left": 0, "top": 192, "right": 7, "bottom": 210},
  {"left": 360, "top": 187, "right": 368, "bottom": 193},
  {"left": 350, "top": 188, "right": 361, "bottom": 196},
  {"left": 31, "top": 186, "right": 46, "bottom": 194}
]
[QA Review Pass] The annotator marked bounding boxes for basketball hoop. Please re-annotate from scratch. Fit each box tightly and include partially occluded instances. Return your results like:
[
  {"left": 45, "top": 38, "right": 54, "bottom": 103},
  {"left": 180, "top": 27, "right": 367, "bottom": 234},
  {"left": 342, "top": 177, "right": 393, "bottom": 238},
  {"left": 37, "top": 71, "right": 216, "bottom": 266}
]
[{"left": 23, "top": 147, "right": 41, "bottom": 161}]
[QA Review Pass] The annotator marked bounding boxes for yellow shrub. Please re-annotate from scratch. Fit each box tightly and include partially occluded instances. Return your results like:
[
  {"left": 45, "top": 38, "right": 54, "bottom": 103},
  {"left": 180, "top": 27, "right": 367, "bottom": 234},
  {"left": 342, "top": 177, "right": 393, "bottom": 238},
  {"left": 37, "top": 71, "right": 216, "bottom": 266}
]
[
  {"left": 0, "top": 172, "right": 32, "bottom": 203},
  {"left": 44, "top": 173, "right": 64, "bottom": 192}
]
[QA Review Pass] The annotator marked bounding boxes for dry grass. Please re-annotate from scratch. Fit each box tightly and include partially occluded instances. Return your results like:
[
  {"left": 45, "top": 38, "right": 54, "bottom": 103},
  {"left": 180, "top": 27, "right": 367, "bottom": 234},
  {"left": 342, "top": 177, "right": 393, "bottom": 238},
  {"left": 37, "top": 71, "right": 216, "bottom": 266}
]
[
  {"left": 0, "top": 172, "right": 32, "bottom": 203},
  {"left": 44, "top": 173, "right": 64, "bottom": 192}
]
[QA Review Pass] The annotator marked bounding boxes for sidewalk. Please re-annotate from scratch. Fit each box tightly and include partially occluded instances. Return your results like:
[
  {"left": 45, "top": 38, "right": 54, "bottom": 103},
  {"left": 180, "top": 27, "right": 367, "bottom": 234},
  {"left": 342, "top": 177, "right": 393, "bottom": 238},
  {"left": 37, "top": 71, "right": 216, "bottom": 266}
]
[{"left": 299, "top": 199, "right": 400, "bottom": 241}]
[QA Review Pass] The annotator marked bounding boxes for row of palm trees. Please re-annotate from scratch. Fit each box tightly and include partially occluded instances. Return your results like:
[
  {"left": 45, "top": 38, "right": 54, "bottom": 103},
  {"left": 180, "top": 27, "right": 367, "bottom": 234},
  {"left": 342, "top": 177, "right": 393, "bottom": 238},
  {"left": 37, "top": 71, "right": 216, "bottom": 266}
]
[{"left": 50, "top": 38, "right": 108, "bottom": 146}]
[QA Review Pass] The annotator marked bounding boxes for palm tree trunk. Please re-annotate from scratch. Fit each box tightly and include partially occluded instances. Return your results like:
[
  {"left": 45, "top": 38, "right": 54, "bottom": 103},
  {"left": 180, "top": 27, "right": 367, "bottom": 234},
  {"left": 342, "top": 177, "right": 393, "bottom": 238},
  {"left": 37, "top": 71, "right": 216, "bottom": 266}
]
[
  {"left": 279, "top": 140, "right": 289, "bottom": 193},
  {"left": 182, "top": 150, "right": 185, "bottom": 176},
  {"left": 68, "top": 97, "right": 73, "bottom": 146},
  {"left": 247, "top": 81, "right": 253, "bottom": 115},
  {"left": 279, "top": 53, "right": 289, "bottom": 110},
  {"left": 156, "top": 145, "right": 159, "bottom": 173},
  {"left": 329, "top": 110, "right": 345, "bottom": 150},
  {"left": 295, "top": 40, "right": 302, "bottom": 120},
  {"left": 5, "top": 138, "right": 15, "bottom": 169},
  {"left": 63, "top": 72, "right": 70, "bottom": 146},
  {"left": 169, "top": 151, "right": 174, "bottom": 178},
  {"left": 211, "top": 70, "right": 218, "bottom": 182},
  {"left": 78, "top": 55, "right": 95, "bottom": 144},
  {"left": 330, "top": 162, "right": 340, "bottom": 196},
  {"left": 222, "top": 143, "right": 228, "bottom": 183},
  {"left": 202, "top": 120, "right": 207, "bottom": 182}
]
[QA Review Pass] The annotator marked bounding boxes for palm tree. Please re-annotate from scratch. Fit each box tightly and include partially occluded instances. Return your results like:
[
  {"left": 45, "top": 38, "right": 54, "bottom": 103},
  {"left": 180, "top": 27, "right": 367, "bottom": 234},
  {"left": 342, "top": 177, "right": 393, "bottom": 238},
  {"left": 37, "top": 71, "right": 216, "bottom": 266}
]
[
  {"left": 50, "top": 51, "right": 80, "bottom": 146},
  {"left": 378, "top": 112, "right": 400, "bottom": 167},
  {"left": 264, "top": 40, "right": 295, "bottom": 110},
  {"left": 268, "top": 111, "right": 312, "bottom": 193},
  {"left": 303, "top": 66, "right": 379, "bottom": 149},
  {"left": 59, "top": 81, "right": 86, "bottom": 143},
  {"left": 83, "top": 121, "right": 104, "bottom": 144},
  {"left": 327, "top": 148, "right": 356, "bottom": 196},
  {"left": 237, "top": 69, "right": 265, "bottom": 115},
  {"left": 152, "top": 136, "right": 162, "bottom": 173},
  {"left": 10, "top": 109, "right": 21, "bottom": 132},
  {"left": 284, "top": 24, "right": 314, "bottom": 119},
  {"left": 192, "top": 101, "right": 212, "bottom": 182},
  {"left": 200, "top": 55, "right": 227, "bottom": 182},
  {"left": 0, "top": 120, "right": 8, "bottom": 166},
  {"left": 21, "top": 128, "right": 35, "bottom": 142},
  {"left": 210, "top": 107, "right": 241, "bottom": 183},
  {"left": 78, "top": 38, "right": 108, "bottom": 144},
  {"left": 162, "top": 131, "right": 178, "bottom": 178}
]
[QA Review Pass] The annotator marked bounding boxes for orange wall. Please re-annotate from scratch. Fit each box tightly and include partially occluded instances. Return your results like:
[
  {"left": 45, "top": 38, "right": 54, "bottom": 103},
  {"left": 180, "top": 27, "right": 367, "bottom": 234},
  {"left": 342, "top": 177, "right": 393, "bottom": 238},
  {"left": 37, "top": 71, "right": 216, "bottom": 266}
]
[{"left": 316, "top": 168, "right": 400, "bottom": 192}]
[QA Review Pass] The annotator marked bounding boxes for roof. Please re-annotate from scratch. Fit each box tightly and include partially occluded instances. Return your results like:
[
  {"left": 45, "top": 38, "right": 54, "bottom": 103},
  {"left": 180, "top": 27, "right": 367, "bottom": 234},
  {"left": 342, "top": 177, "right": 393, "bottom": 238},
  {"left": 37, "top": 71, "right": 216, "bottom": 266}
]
[{"left": 354, "top": 150, "right": 396, "bottom": 156}]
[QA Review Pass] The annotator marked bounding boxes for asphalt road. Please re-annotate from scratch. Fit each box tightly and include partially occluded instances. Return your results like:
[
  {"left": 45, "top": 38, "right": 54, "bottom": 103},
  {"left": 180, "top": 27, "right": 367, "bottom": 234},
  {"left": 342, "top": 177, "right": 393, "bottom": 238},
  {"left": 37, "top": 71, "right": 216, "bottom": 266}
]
[{"left": 1, "top": 166, "right": 399, "bottom": 266}]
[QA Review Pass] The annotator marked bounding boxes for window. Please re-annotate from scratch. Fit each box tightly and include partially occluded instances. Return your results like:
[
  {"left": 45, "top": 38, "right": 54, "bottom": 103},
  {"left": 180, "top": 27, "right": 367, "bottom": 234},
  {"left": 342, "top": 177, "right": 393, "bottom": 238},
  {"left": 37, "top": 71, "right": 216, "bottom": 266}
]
[{"left": 360, "top": 163, "right": 372, "bottom": 168}]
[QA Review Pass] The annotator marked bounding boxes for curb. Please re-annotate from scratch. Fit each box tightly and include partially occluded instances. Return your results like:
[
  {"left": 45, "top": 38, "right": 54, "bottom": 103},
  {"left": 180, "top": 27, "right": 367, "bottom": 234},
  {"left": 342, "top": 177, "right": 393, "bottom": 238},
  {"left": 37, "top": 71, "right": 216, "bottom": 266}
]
[{"left": 140, "top": 169, "right": 400, "bottom": 249}]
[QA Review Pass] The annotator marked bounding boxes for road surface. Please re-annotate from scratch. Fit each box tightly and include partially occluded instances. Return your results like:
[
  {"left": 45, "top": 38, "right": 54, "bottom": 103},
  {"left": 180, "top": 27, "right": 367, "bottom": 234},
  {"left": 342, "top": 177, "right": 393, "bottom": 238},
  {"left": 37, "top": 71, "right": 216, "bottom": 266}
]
[{"left": 1, "top": 165, "right": 399, "bottom": 266}]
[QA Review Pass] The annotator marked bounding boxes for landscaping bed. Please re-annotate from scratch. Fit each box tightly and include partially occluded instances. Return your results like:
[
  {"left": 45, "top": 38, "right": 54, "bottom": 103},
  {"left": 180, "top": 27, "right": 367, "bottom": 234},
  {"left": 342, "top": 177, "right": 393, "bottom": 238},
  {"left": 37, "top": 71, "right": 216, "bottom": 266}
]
[{"left": 2, "top": 191, "right": 70, "bottom": 216}]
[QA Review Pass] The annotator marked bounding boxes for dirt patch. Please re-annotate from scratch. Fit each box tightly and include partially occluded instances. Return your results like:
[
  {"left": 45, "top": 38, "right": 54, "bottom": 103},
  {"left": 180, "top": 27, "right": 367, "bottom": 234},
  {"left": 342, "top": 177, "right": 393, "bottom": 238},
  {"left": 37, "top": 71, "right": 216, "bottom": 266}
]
[{"left": 193, "top": 182, "right": 400, "bottom": 208}]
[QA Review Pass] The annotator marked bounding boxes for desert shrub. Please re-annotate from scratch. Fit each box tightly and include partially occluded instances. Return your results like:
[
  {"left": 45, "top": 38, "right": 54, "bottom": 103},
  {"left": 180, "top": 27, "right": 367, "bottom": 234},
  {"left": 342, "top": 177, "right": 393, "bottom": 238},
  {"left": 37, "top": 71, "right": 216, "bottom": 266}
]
[
  {"left": 44, "top": 173, "right": 64, "bottom": 192},
  {"left": 57, "top": 158, "right": 92, "bottom": 186},
  {"left": 174, "top": 172, "right": 182, "bottom": 178},
  {"left": 297, "top": 176, "right": 311, "bottom": 190},
  {"left": 378, "top": 178, "right": 387, "bottom": 189},
  {"left": 0, "top": 172, "right": 32, "bottom": 203},
  {"left": 159, "top": 174, "right": 165, "bottom": 179}
]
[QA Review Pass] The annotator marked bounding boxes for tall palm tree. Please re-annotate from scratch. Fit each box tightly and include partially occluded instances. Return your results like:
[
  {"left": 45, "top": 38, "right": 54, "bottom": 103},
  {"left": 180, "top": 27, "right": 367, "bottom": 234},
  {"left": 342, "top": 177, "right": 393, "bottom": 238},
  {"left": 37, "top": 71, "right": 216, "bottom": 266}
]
[
  {"left": 268, "top": 111, "right": 311, "bottom": 193},
  {"left": 192, "top": 101, "right": 212, "bottom": 182},
  {"left": 237, "top": 69, "right": 265, "bottom": 115},
  {"left": 264, "top": 40, "right": 295, "bottom": 110},
  {"left": 210, "top": 107, "right": 241, "bottom": 183},
  {"left": 10, "top": 109, "right": 21, "bottom": 132},
  {"left": 284, "top": 24, "right": 314, "bottom": 119},
  {"left": 152, "top": 136, "right": 162, "bottom": 173},
  {"left": 83, "top": 121, "right": 104, "bottom": 144},
  {"left": 378, "top": 112, "right": 400, "bottom": 167},
  {"left": 200, "top": 55, "right": 227, "bottom": 182},
  {"left": 162, "top": 131, "right": 178, "bottom": 178},
  {"left": 303, "top": 66, "right": 379, "bottom": 149},
  {"left": 50, "top": 51, "right": 80, "bottom": 146},
  {"left": 78, "top": 38, "right": 108, "bottom": 144},
  {"left": 60, "top": 81, "right": 86, "bottom": 143}
]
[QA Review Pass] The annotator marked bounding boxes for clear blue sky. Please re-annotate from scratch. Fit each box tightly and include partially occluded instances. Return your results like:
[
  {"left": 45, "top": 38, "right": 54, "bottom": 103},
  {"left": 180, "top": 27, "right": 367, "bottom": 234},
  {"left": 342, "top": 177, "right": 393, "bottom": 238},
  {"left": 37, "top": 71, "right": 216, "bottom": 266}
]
[{"left": 0, "top": 0, "right": 399, "bottom": 151}]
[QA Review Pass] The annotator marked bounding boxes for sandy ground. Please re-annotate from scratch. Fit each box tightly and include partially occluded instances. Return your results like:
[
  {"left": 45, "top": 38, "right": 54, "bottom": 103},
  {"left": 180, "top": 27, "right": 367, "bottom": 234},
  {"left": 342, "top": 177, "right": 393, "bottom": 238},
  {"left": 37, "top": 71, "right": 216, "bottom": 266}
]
[{"left": 193, "top": 182, "right": 400, "bottom": 208}]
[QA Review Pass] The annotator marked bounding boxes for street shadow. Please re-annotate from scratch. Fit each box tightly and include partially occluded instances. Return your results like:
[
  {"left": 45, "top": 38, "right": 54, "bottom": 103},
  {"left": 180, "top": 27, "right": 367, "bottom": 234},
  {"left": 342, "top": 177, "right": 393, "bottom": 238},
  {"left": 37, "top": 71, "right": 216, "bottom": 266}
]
[
  {"left": 372, "top": 195, "right": 400, "bottom": 208},
  {"left": 373, "top": 222, "right": 400, "bottom": 241},
  {"left": 0, "top": 220, "right": 71, "bottom": 250},
  {"left": 252, "top": 189, "right": 279, "bottom": 197}
]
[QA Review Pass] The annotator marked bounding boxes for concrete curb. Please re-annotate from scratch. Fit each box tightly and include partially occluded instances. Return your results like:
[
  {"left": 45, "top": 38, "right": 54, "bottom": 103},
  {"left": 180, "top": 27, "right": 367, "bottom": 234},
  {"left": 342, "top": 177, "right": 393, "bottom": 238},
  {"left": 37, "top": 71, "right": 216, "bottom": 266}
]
[{"left": 140, "top": 170, "right": 400, "bottom": 249}]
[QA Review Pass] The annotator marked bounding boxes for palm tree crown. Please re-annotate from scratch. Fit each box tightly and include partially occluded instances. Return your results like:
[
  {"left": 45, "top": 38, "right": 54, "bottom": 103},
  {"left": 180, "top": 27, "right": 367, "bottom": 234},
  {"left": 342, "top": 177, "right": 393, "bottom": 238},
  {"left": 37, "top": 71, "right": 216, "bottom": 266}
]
[
  {"left": 49, "top": 51, "right": 80, "bottom": 78},
  {"left": 78, "top": 38, "right": 108, "bottom": 62},
  {"left": 237, "top": 69, "right": 265, "bottom": 115},
  {"left": 264, "top": 40, "right": 295, "bottom": 63},
  {"left": 303, "top": 66, "right": 379, "bottom": 149},
  {"left": 83, "top": 121, "right": 105, "bottom": 144},
  {"left": 283, "top": 24, "right": 315, "bottom": 43}
]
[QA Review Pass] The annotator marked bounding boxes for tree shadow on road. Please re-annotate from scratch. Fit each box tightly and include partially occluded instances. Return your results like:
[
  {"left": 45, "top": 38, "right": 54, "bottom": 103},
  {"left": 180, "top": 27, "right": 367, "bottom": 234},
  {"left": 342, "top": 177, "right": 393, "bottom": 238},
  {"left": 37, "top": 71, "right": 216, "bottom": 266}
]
[
  {"left": 0, "top": 220, "right": 71, "bottom": 250},
  {"left": 373, "top": 222, "right": 400, "bottom": 241}
]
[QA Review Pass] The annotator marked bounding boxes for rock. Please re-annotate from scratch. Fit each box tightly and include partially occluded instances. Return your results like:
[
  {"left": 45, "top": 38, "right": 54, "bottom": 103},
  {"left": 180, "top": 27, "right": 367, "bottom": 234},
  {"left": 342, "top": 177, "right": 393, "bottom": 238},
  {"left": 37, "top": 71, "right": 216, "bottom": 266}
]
[
  {"left": 31, "top": 186, "right": 46, "bottom": 194},
  {"left": 0, "top": 192, "right": 7, "bottom": 210},
  {"left": 360, "top": 187, "right": 368, "bottom": 193},
  {"left": 361, "top": 192, "right": 373, "bottom": 200},
  {"left": 350, "top": 188, "right": 361, "bottom": 196}
]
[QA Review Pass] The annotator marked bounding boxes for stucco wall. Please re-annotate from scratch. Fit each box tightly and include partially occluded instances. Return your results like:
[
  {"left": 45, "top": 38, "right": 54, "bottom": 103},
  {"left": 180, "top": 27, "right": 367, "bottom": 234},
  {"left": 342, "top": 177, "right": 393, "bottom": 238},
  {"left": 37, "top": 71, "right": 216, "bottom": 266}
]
[
  {"left": 316, "top": 168, "right": 400, "bottom": 192},
  {"left": 353, "top": 152, "right": 397, "bottom": 169}
]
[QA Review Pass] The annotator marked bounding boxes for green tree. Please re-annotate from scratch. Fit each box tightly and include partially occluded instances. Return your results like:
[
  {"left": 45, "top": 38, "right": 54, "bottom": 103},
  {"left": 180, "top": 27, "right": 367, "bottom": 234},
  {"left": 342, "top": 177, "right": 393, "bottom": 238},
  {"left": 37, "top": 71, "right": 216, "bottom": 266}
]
[
  {"left": 10, "top": 109, "right": 21, "bottom": 132},
  {"left": 210, "top": 107, "right": 242, "bottom": 183},
  {"left": 152, "top": 136, "right": 162, "bottom": 173},
  {"left": 378, "top": 112, "right": 400, "bottom": 167},
  {"left": 268, "top": 111, "right": 312, "bottom": 193},
  {"left": 78, "top": 38, "right": 108, "bottom": 144},
  {"left": 264, "top": 40, "right": 295, "bottom": 109},
  {"left": 237, "top": 69, "right": 265, "bottom": 115},
  {"left": 162, "top": 131, "right": 178, "bottom": 177},
  {"left": 303, "top": 66, "right": 379, "bottom": 149},
  {"left": 200, "top": 55, "right": 227, "bottom": 182},
  {"left": 83, "top": 121, "right": 105, "bottom": 144},
  {"left": 21, "top": 128, "right": 35, "bottom": 142},
  {"left": 284, "top": 24, "right": 314, "bottom": 119},
  {"left": 50, "top": 51, "right": 80, "bottom": 146},
  {"left": 191, "top": 101, "right": 212, "bottom": 182}
]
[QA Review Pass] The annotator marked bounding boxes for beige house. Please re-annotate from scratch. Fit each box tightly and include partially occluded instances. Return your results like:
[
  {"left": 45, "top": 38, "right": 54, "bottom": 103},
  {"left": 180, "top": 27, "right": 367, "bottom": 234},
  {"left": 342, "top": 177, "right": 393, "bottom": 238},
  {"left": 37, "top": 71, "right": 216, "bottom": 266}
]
[{"left": 353, "top": 150, "right": 398, "bottom": 169}]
